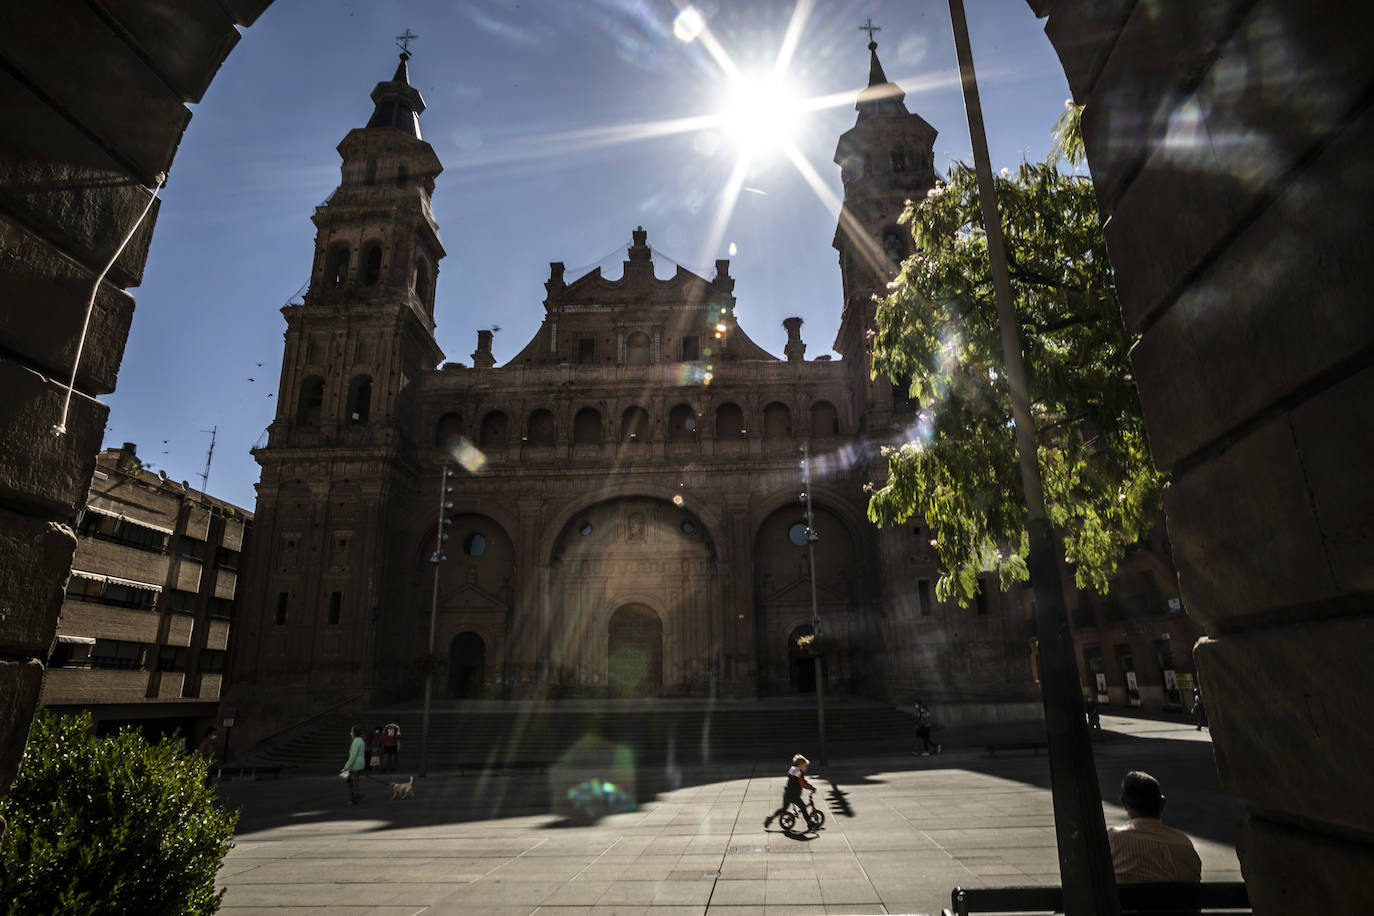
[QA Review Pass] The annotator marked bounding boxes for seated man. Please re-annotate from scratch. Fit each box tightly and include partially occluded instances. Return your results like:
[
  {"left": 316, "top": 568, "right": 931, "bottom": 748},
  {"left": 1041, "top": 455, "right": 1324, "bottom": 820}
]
[{"left": 1108, "top": 770, "right": 1202, "bottom": 884}]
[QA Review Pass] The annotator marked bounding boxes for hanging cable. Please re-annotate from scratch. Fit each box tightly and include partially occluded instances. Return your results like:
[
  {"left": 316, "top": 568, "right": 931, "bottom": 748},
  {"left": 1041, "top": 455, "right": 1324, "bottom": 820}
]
[{"left": 53, "top": 172, "right": 165, "bottom": 437}]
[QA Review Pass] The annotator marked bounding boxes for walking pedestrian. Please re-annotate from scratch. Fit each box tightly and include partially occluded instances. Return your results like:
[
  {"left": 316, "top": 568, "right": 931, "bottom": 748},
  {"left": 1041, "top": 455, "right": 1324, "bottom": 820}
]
[
  {"left": 912, "top": 701, "right": 941, "bottom": 755},
  {"left": 341, "top": 725, "right": 366, "bottom": 805},
  {"left": 380, "top": 720, "right": 401, "bottom": 772}
]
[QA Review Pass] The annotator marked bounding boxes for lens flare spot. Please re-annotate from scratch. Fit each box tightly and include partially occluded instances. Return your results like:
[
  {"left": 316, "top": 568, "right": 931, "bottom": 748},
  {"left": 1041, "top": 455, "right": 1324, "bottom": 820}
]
[
  {"left": 672, "top": 494, "right": 685, "bottom": 507},
  {"left": 673, "top": 7, "right": 705, "bottom": 43},
  {"left": 448, "top": 437, "right": 487, "bottom": 473},
  {"left": 727, "top": 242, "right": 738, "bottom": 256}
]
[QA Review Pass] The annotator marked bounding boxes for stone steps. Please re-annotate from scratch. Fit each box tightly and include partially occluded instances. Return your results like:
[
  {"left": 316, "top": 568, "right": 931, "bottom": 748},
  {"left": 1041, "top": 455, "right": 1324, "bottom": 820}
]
[{"left": 241, "top": 699, "right": 914, "bottom": 769}]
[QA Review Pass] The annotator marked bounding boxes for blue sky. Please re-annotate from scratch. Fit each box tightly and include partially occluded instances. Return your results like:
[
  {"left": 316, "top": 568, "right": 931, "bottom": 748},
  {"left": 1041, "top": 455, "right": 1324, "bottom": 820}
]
[{"left": 102, "top": 0, "right": 1073, "bottom": 510}]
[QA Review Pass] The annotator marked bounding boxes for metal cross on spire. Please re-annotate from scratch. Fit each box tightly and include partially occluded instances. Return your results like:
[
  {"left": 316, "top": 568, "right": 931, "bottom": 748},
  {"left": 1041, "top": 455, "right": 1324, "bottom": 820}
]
[
  {"left": 859, "top": 18, "right": 881, "bottom": 44},
  {"left": 395, "top": 29, "right": 418, "bottom": 55}
]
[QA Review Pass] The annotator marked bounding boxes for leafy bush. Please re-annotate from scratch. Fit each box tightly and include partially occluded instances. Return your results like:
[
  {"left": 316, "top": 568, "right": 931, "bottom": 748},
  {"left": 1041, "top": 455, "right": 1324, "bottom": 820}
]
[{"left": 0, "top": 709, "right": 238, "bottom": 915}]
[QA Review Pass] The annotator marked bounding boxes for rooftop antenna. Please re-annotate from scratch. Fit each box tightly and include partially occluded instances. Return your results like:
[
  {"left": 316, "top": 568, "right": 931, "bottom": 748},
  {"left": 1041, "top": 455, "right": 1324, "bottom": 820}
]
[{"left": 198, "top": 425, "right": 217, "bottom": 493}]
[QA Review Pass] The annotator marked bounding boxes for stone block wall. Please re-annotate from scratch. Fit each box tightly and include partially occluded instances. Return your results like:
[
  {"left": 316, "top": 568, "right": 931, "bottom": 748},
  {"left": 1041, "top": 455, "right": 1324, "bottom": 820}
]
[
  {"left": 0, "top": 0, "right": 270, "bottom": 796},
  {"left": 1032, "top": 1, "right": 1374, "bottom": 911}
]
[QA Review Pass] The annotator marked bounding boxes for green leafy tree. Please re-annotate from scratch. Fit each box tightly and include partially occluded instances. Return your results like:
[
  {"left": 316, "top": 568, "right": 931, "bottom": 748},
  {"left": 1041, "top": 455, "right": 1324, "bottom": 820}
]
[
  {"left": 0, "top": 709, "right": 238, "bottom": 915},
  {"left": 868, "top": 106, "right": 1163, "bottom": 604}
]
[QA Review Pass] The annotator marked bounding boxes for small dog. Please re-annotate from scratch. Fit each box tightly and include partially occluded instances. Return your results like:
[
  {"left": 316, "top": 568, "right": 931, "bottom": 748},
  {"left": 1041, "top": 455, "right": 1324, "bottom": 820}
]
[{"left": 390, "top": 776, "right": 415, "bottom": 799}]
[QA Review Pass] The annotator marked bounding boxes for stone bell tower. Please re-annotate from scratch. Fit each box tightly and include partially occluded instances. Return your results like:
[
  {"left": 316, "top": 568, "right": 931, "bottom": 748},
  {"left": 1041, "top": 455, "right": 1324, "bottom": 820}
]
[
  {"left": 230, "top": 51, "right": 446, "bottom": 744},
  {"left": 831, "top": 34, "right": 938, "bottom": 428}
]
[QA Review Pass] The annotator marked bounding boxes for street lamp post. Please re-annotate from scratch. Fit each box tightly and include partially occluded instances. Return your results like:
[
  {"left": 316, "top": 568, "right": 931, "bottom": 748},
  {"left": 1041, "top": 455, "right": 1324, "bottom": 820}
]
[
  {"left": 800, "top": 443, "right": 827, "bottom": 766},
  {"left": 945, "top": 3, "right": 1119, "bottom": 913},
  {"left": 418, "top": 465, "right": 453, "bottom": 778}
]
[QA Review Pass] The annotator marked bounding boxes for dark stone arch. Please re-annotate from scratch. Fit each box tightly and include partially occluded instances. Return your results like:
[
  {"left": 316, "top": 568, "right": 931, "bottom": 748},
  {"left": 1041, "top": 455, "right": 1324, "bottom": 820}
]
[
  {"left": 526, "top": 408, "right": 556, "bottom": 446},
  {"left": 435, "top": 412, "right": 463, "bottom": 450},
  {"left": 667, "top": 403, "right": 697, "bottom": 441},
  {"left": 620, "top": 405, "right": 649, "bottom": 442},
  {"left": 572, "top": 406, "right": 601, "bottom": 444},
  {"left": 625, "top": 331, "right": 651, "bottom": 365},
  {"left": 607, "top": 604, "right": 662, "bottom": 698},
  {"left": 297, "top": 375, "right": 325, "bottom": 425},
  {"left": 479, "top": 410, "right": 508, "bottom": 449},
  {"left": 809, "top": 400, "right": 839, "bottom": 437},
  {"left": 715, "top": 401, "right": 745, "bottom": 440},
  {"left": 763, "top": 401, "right": 791, "bottom": 439},
  {"left": 346, "top": 375, "right": 371, "bottom": 424},
  {"left": 362, "top": 242, "right": 382, "bottom": 285},
  {"left": 327, "top": 244, "right": 350, "bottom": 286},
  {"left": 448, "top": 631, "right": 485, "bottom": 698}
]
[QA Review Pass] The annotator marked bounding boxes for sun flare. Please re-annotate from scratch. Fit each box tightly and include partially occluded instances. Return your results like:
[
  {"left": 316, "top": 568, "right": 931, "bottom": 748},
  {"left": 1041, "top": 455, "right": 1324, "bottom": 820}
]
[{"left": 717, "top": 72, "right": 804, "bottom": 158}]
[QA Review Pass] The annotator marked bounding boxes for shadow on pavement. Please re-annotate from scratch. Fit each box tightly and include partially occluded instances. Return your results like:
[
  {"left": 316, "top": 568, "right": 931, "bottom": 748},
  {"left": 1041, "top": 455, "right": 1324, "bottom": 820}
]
[{"left": 220, "top": 712, "right": 1240, "bottom": 849}]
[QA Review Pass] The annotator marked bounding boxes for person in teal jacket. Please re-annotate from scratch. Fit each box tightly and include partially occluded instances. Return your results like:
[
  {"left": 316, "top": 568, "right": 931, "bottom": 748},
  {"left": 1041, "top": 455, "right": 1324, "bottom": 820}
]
[{"left": 343, "top": 725, "right": 366, "bottom": 804}]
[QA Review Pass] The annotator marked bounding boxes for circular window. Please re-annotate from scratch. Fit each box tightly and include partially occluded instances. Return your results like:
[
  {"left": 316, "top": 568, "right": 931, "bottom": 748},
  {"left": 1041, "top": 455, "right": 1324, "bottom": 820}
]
[
  {"left": 787, "top": 523, "right": 809, "bottom": 547},
  {"left": 680, "top": 519, "right": 696, "bottom": 535},
  {"left": 464, "top": 533, "right": 487, "bottom": 557},
  {"left": 578, "top": 522, "right": 593, "bottom": 536}
]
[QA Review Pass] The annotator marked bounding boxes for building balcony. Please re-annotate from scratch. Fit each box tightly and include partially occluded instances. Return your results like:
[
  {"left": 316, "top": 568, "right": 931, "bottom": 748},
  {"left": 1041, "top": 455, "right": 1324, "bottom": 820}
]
[
  {"left": 59, "top": 598, "right": 159, "bottom": 643},
  {"left": 40, "top": 667, "right": 150, "bottom": 705},
  {"left": 206, "top": 617, "right": 230, "bottom": 652},
  {"left": 73, "top": 538, "right": 169, "bottom": 586},
  {"left": 213, "top": 568, "right": 237, "bottom": 601}
]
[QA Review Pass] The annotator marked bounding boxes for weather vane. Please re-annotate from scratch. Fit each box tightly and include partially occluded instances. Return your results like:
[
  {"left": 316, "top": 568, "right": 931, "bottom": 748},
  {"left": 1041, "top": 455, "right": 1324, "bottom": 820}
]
[
  {"left": 396, "top": 29, "right": 418, "bottom": 56},
  {"left": 859, "top": 18, "right": 881, "bottom": 44}
]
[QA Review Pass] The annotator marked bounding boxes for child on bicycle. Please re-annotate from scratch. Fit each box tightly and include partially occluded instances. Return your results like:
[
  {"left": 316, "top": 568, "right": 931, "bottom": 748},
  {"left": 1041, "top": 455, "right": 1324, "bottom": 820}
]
[{"left": 764, "top": 753, "right": 814, "bottom": 828}]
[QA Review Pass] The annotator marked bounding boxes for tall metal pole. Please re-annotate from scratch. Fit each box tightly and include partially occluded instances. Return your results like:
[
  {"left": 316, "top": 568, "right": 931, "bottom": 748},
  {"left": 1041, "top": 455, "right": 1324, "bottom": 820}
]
[
  {"left": 945, "top": 3, "right": 1118, "bottom": 913},
  {"left": 418, "top": 465, "right": 452, "bottom": 778},
  {"left": 800, "top": 443, "right": 827, "bottom": 766}
]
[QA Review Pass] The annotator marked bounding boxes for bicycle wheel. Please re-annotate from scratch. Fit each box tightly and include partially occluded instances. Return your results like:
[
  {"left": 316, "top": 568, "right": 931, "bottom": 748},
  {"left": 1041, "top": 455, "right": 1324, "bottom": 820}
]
[
  {"left": 808, "top": 808, "right": 825, "bottom": 829},
  {"left": 778, "top": 811, "right": 797, "bottom": 833}
]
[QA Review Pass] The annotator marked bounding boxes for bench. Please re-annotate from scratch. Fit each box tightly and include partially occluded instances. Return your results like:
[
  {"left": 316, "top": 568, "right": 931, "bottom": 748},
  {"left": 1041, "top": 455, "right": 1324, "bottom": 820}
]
[
  {"left": 985, "top": 740, "right": 1044, "bottom": 757},
  {"left": 944, "top": 881, "right": 1250, "bottom": 915}
]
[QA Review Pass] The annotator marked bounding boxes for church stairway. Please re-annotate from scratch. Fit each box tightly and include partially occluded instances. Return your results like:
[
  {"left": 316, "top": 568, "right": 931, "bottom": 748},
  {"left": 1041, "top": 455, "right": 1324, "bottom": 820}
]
[{"left": 233, "top": 697, "right": 917, "bottom": 771}]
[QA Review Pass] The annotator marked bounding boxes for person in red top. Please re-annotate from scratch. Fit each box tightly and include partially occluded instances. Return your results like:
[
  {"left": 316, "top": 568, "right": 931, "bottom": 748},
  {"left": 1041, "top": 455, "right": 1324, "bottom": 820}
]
[
  {"left": 764, "top": 754, "right": 814, "bottom": 828},
  {"left": 380, "top": 721, "right": 401, "bottom": 773}
]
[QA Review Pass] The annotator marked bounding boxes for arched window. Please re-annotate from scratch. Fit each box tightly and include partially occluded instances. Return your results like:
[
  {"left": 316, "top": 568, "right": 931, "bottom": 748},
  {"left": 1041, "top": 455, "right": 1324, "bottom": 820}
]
[
  {"left": 479, "top": 411, "right": 508, "bottom": 448},
  {"left": 297, "top": 376, "right": 325, "bottom": 425},
  {"left": 362, "top": 243, "right": 382, "bottom": 285},
  {"left": 667, "top": 404, "right": 697, "bottom": 442},
  {"left": 526, "top": 409, "right": 556, "bottom": 446},
  {"left": 327, "top": 245, "right": 350, "bottom": 287},
  {"left": 810, "top": 400, "right": 839, "bottom": 437},
  {"left": 621, "top": 406, "right": 650, "bottom": 442},
  {"left": 435, "top": 412, "right": 463, "bottom": 450},
  {"left": 763, "top": 402, "right": 791, "bottom": 439},
  {"left": 363, "top": 160, "right": 378, "bottom": 186},
  {"left": 883, "top": 229, "right": 905, "bottom": 266},
  {"left": 715, "top": 402, "right": 745, "bottom": 440},
  {"left": 346, "top": 375, "right": 372, "bottom": 425},
  {"left": 395, "top": 163, "right": 408, "bottom": 189},
  {"left": 413, "top": 259, "right": 431, "bottom": 305},
  {"left": 890, "top": 148, "right": 907, "bottom": 172},
  {"left": 626, "top": 331, "right": 651, "bottom": 365},
  {"left": 573, "top": 407, "right": 601, "bottom": 444}
]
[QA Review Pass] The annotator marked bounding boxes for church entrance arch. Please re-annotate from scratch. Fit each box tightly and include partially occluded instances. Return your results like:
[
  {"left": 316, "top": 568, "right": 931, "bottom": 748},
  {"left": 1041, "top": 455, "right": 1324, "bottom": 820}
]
[
  {"left": 753, "top": 501, "right": 860, "bottom": 696},
  {"left": 448, "top": 631, "right": 485, "bottom": 698},
  {"left": 788, "top": 624, "right": 827, "bottom": 694},
  {"left": 608, "top": 604, "right": 662, "bottom": 697}
]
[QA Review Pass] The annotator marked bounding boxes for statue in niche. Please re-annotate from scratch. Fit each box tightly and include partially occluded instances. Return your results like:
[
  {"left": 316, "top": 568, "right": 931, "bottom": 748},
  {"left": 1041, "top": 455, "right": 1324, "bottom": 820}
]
[{"left": 628, "top": 513, "right": 645, "bottom": 541}]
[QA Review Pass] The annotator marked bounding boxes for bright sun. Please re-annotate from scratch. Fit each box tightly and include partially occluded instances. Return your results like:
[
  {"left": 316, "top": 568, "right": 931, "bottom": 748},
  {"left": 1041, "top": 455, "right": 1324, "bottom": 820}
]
[{"left": 718, "top": 73, "right": 803, "bottom": 158}]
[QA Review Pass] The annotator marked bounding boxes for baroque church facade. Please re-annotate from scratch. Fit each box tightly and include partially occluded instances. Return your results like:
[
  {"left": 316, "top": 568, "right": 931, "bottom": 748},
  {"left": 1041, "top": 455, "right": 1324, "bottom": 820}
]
[{"left": 230, "top": 41, "right": 1184, "bottom": 746}]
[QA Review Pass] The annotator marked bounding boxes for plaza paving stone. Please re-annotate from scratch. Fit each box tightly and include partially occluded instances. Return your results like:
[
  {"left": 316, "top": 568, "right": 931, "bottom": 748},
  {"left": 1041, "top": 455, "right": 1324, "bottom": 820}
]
[{"left": 216, "top": 712, "right": 1243, "bottom": 915}]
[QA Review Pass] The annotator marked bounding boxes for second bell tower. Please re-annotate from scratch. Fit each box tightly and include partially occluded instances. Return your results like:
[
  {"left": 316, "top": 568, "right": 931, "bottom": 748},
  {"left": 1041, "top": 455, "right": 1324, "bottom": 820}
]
[{"left": 832, "top": 36, "right": 938, "bottom": 428}]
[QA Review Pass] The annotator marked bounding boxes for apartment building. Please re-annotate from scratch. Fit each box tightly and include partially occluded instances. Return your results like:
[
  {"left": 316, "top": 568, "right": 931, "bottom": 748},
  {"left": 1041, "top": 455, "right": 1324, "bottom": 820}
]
[{"left": 41, "top": 443, "right": 252, "bottom": 742}]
